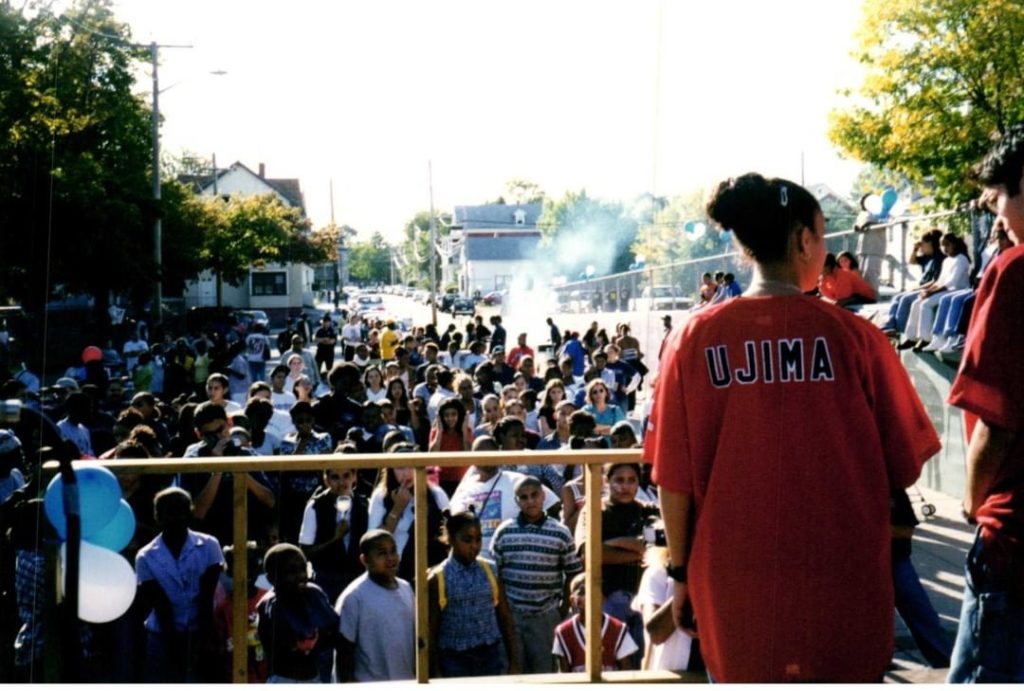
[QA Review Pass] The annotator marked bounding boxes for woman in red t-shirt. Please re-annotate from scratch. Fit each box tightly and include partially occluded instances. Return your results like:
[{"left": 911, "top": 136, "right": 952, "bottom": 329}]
[{"left": 647, "top": 174, "right": 939, "bottom": 683}]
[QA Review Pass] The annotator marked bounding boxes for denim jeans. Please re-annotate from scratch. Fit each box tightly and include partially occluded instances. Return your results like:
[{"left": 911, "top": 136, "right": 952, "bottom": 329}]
[
  {"left": 248, "top": 360, "right": 267, "bottom": 383},
  {"left": 931, "top": 289, "right": 973, "bottom": 338},
  {"left": 438, "top": 639, "right": 506, "bottom": 678},
  {"left": 947, "top": 531, "right": 1024, "bottom": 682},
  {"left": 893, "top": 553, "right": 952, "bottom": 667},
  {"left": 882, "top": 292, "right": 918, "bottom": 332}
]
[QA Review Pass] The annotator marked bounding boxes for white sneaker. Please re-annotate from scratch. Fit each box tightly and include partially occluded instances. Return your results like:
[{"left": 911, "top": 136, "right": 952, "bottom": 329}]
[
  {"left": 940, "top": 335, "right": 966, "bottom": 353},
  {"left": 922, "top": 336, "right": 948, "bottom": 352}
]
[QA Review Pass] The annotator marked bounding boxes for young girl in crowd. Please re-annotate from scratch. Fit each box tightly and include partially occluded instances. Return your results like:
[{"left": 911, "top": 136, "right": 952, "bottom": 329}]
[
  {"left": 427, "top": 511, "right": 519, "bottom": 678},
  {"left": 429, "top": 397, "right": 471, "bottom": 497},
  {"left": 367, "top": 452, "right": 450, "bottom": 586},
  {"left": 584, "top": 462, "right": 659, "bottom": 665},
  {"left": 363, "top": 366, "right": 387, "bottom": 403},
  {"left": 537, "top": 379, "right": 566, "bottom": 438}
]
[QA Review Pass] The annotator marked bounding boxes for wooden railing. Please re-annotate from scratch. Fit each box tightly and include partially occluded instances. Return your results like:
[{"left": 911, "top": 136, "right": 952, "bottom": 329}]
[{"left": 48, "top": 448, "right": 682, "bottom": 684}]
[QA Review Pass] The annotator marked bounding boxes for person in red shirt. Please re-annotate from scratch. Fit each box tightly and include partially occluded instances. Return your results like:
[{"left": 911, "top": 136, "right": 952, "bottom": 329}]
[
  {"left": 506, "top": 332, "right": 535, "bottom": 369},
  {"left": 946, "top": 124, "right": 1024, "bottom": 683},
  {"left": 646, "top": 173, "right": 939, "bottom": 682}
]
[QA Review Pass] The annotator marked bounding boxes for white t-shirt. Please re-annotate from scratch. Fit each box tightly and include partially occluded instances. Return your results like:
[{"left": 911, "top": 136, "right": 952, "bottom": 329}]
[
  {"left": 367, "top": 484, "right": 450, "bottom": 560},
  {"left": 271, "top": 390, "right": 297, "bottom": 414},
  {"left": 122, "top": 338, "right": 148, "bottom": 371},
  {"left": 265, "top": 408, "right": 295, "bottom": 440},
  {"left": 365, "top": 387, "right": 388, "bottom": 404},
  {"left": 631, "top": 563, "right": 696, "bottom": 671},
  {"left": 450, "top": 469, "right": 559, "bottom": 560},
  {"left": 341, "top": 323, "right": 363, "bottom": 346},
  {"left": 336, "top": 573, "right": 415, "bottom": 682},
  {"left": 245, "top": 333, "right": 271, "bottom": 363}
]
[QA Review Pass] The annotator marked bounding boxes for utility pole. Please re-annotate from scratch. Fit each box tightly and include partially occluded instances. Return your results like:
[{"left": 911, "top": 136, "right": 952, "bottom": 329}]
[
  {"left": 428, "top": 161, "right": 438, "bottom": 326},
  {"left": 148, "top": 40, "right": 192, "bottom": 326}
]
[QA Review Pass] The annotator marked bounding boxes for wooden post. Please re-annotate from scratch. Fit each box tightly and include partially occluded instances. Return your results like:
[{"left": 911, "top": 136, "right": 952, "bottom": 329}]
[
  {"left": 414, "top": 466, "right": 430, "bottom": 683},
  {"left": 583, "top": 459, "right": 604, "bottom": 682},
  {"left": 232, "top": 473, "right": 249, "bottom": 684}
]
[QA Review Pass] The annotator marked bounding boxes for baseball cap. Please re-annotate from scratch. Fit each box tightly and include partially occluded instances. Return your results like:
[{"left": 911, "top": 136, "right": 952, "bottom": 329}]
[{"left": 55, "top": 377, "right": 80, "bottom": 390}]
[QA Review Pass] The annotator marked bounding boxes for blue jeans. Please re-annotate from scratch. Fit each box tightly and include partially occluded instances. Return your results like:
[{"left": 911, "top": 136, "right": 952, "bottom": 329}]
[
  {"left": 438, "top": 639, "right": 506, "bottom": 678},
  {"left": 931, "top": 289, "right": 973, "bottom": 338},
  {"left": 882, "top": 292, "right": 919, "bottom": 332},
  {"left": 893, "top": 553, "right": 952, "bottom": 667},
  {"left": 947, "top": 531, "right": 1024, "bottom": 682},
  {"left": 248, "top": 360, "right": 267, "bottom": 383}
]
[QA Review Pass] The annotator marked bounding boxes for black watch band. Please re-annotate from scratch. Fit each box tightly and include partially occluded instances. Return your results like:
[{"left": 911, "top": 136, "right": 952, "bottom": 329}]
[{"left": 666, "top": 563, "right": 687, "bottom": 583}]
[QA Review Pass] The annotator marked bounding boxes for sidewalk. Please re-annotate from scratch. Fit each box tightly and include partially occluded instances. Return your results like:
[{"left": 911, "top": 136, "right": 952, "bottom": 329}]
[{"left": 886, "top": 484, "right": 971, "bottom": 683}]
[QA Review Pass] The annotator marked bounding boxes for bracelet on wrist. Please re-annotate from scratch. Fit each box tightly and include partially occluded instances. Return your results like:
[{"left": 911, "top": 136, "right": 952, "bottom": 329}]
[{"left": 666, "top": 563, "right": 687, "bottom": 583}]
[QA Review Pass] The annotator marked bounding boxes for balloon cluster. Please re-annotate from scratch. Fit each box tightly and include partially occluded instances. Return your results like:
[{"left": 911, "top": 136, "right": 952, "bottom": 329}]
[
  {"left": 856, "top": 187, "right": 902, "bottom": 231},
  {"left": 44, "top": 464, "right": 137, "bottom": 623}
]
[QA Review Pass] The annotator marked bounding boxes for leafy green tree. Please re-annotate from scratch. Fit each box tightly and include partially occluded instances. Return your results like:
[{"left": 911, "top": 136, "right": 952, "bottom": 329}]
[
  {"left": 398, "top": 210, "right": 451, "bottom": 287},
  {"left": 348, "top": 232, "right": 392, "bottom": 284},
  {"left": 538, "top": 190, "right": 638, "bottom": 278},
  {"left": 829, "top": 0, "right": 1024, "bottom": 205},
  {"left": 199, "top": 193, "right": 328, "bottom": 305},
  {"left": 0, "top": 0, "right": 153, "bottom": 325}
]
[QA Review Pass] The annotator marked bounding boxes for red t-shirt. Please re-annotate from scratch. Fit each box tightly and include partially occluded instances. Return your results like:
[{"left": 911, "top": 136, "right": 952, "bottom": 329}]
[
  {"left": 948, "top": 244, "right": 1024, "bottom": 550},
  {"left": 647, "top": 295, "right": 938, "bottom": 682},
  {"left": 429, "top": 428, "right": 469, "bottom": 485}
]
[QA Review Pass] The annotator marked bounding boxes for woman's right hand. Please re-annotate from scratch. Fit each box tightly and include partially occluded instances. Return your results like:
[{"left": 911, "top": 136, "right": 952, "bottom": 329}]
[{"left": 391, "top": 479, "right": 413, "bottom": 513}]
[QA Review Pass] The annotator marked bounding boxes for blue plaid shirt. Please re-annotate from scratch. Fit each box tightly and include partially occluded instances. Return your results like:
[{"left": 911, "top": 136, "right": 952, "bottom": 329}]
[{"left": 436, "top": 557, "right": 501, "bottom": 652}]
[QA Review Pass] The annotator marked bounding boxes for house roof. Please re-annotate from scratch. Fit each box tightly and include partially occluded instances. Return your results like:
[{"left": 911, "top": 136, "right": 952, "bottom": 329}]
[
  {"left": 465, "top": 233, "right": 541, "bottom": 261},
  {"left": 178, "top": 162, "right": 306, "bottom": 212},
  {"left": 453, "top": 203, "right": 543, "bottom": 230},
  {"left": 809, "top": 182, "right": 857, "bottom": 212}
]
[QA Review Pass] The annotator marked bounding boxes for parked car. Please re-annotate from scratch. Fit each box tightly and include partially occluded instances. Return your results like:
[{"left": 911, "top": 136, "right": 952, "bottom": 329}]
[
  {"left": 482, "top": 290, "right": 505, "bottom": 306},
  {"left": 439, "top": 292, "right": 458, "bottom": 312},
  {"left": 451, "top": 297, "right": 475, "bottom": 316}
]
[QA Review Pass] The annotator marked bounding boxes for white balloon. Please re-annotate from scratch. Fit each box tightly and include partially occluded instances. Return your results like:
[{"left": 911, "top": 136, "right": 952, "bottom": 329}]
[{"left": 60, "top": 541, "right": 138, "bottom": 623}]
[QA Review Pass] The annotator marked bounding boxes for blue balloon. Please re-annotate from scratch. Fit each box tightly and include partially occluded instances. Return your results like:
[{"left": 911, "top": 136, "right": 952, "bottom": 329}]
[
  {"left": 84, "top": 499, "right": 136, "bottom": 552},
  {"left": 44, "top": 464, "right": 123, "bottom": 539},
  {"left": 880, "top": 187, "right": 899, "bottom": 218}
]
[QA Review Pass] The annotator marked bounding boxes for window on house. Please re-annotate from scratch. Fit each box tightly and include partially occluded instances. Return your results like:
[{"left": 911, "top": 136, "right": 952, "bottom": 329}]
[
  {"left": 251, "top": 271, "right": 288, "bottom": 296},
  {"left": 514, "top": 209, "right": 526, "bottom": 225}
]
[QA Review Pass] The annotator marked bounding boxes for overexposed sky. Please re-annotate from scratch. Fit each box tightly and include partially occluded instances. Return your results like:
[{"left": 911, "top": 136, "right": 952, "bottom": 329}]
[{"left": 113, "top": 0, "right": 867, "bottom": 242}]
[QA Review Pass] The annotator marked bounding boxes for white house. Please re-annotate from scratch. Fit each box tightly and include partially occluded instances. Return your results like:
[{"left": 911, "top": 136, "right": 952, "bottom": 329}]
[
  {"left": 180, "top": 162, "right": 315, "bottom": 317},
  {"left": 452, "top": 203, "right": 543, "bottom": 295}
]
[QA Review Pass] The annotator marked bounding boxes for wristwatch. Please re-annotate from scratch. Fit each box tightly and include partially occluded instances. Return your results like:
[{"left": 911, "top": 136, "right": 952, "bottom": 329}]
[{"left": 666, "top": 563, "right": 687, "bottom": 583}]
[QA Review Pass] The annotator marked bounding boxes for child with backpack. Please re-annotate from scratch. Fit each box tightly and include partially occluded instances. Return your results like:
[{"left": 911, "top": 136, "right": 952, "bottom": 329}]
[{"left": 427, "top": 510, "right": 520, "bottom": 678}]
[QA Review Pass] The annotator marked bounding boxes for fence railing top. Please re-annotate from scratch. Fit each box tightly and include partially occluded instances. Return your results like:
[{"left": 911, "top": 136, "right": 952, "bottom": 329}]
[{"left": 42, "top": 448, "right": 644, "bottom": 476}]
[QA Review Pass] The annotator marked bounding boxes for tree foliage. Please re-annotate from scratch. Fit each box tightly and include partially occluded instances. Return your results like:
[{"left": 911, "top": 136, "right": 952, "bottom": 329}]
[
  {"left": 348, "top": 232, "right": 392, "bottom": 285},
  {"left": 538, "top": 190, "right": 638, "bottom": 278},
  {"left": 829, "top": 0, "right": 1024, "bottom": 205},
  {"left": 397, "top": 210, "right": 451, "bottom": 286},
  {"left": 0, "top": 0, "right": 153, "bottom": 314}
]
